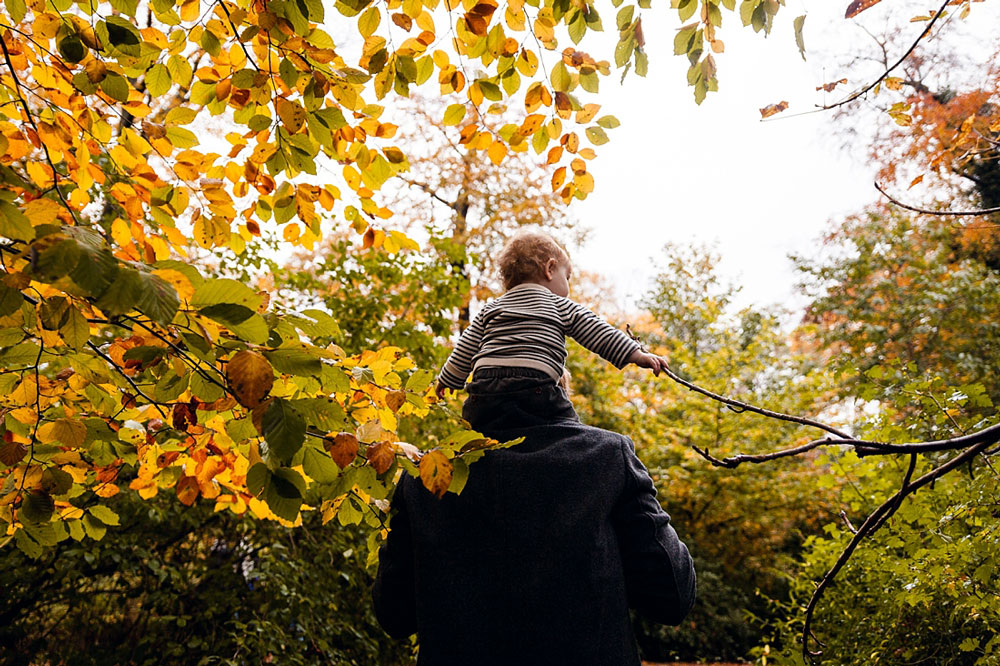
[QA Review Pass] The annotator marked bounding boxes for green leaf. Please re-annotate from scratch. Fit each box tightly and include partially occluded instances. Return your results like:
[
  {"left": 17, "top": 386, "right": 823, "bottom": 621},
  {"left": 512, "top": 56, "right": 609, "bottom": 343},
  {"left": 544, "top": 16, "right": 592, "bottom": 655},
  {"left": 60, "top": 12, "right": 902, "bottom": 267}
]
[
  {"left": 200, "top": 29, "right": 221, "bottom": 56},
  {"left": 192, "top": 278, "right": 263, "bottom": 310},
  {"left": 199, "top": 304, "right": 269, "bottom": 343},
  {"left": 246, "top": 461, "right": 269, "bottom": 496},
  {"left": 302, "top": 445, "right": 339, "bottom": 483},
  {"left": 66, "top": 227, "right": 118, "bottom": 296},
  {"left": 227, "top": 417, "right": 260, "bottom": 445},
  {"left": 585, "top": 126, "right": 610, "bottom": 145},
  {"left": 0, "top": 284, "right": 23, "bottom": 317},
  {"left": 549, "top": 61, "right": 573, "bottom": 93},
  {"left": 146, "top": 63, "right": 172, "bottom": 97},
  {"left": 41, "top": 467, "right": 74, "bottom": 495},
  {"left": 153, "top": 259, "right": 203, "bottom": 286},
  {"left": 95, "top": 266, "right": 143, "bottom": 317},
  {"left": 0, "top": 200, "right": 34, "bottom": 242},
  {"left": 405, "top": 369, "right": 434, "bottom": 392},
  {"left": 190, "top": 370, "right": 225, "bottom": 403},
  {"left": 265, "top": 468, "right": 306, "bottom": 521},
  {"left": 154, "top": 370, "right": 189, "bottom": 402},
  {"left": 83, "top": 514, "right": 107, "bottom": 540},
  {"left": 262, "top": 398, "right": 306, "bottom": 463},
  {"left": 567, "top": 11, "right": 586, "bottom": 44},
  {"left": 616, "top": 5, "right": 634, "bottom": 30},
  {"left": 0, "top": 342, "right": 42, "bottom": 368},
  {"left": 26, "top": 519, "right": 66, "bottom": 545},
  {"left": 449, "top": 457, "right": 470, "bottom": 494},
  {"left": 4, "top": 0, "right": 25, "bottom": 21},
  {"left": 163, "top": 107, "right": 198, "bottom": 126},
  {"left": 60, "top": 306, "right": 91, "bottom": 349},
  {"left": 579, "top": 70, "right": 599, "bottom": 93},
  {"left": 264, "top": 346, "right": 324, "bottom": 376},
  {"left": 279, "top": 57, "right": 300, "bottom": 88},
  {"left": 291, "top": 397, "right": 349, "bottom": 431},
  {"left": 14, "top": 529, "right": 42, "bottom": 558},
  {"left": 135, "top": 270, "right": 180, "bottom": 326},
  {"left": 167, "top": 54, "right": 193, "bottom": 86},
  {"left": 442, "top": 103, "right": 466, "bottom": 126},
  {"left": 31, "top": 236, "right": 82, "bottom": 282},
  {"left": 20, "top": 490, "right": 54, "bottom": 523},
  {"left": 100, "top": 73, "right": 131, "bottom": 103},
  {"left": 89, "top": 505, "right": 121, "bottom": 526},
  {"left": 164, "top": 126, "right": 198, "bottom": 149},
  {"left": 0, "top": 326, "right": 24, "bottom": 346},
  {"left": 597, "top": 115, "right": 620, "bottom": 129},
  {"left": 247, "top": 462, "right": 305, "bottom": 521},
  {"left": 635, "top": 49, "right": 648, "bottom": 77}
]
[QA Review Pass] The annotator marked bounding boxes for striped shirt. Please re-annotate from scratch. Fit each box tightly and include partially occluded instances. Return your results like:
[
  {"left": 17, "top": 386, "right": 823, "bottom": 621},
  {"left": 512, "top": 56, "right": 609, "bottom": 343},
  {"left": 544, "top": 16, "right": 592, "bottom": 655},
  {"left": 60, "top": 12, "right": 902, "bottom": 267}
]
[{"left": 438, "top": 283, "right": 641, "bottom": 389}]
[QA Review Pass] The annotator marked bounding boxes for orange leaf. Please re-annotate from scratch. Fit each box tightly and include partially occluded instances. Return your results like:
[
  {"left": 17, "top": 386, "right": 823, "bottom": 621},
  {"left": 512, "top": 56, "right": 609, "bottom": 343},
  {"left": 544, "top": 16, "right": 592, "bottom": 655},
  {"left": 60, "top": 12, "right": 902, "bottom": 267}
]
[
  {"left": 552, "top": 166, "right": 566, "bottom": 192},
  {"left": 845, "top": 0, "right": 881, "bottom": 18},
  {"left": 487, "top": 140, "right": 507, "bottom": 166},
  {"left": 759, "top": 101, "right": 789, "bottom": 119},
  {"left": 367, "top": 442, "right": 395, "bottom": 474},
  {"left": 176, "top": 475, "right": 199, "bottom": 506},
  {"left": 419, "top": 450, "right": 452, "bottom": 498},
  {"left": 385, "top": 390, "right": 406, "bottom": 412},
  {"left": 326, "top": 432, "right": 359, "bottom": 469},
  {"left": 226, "top": 350, "right": 274, "bottom": 408}
]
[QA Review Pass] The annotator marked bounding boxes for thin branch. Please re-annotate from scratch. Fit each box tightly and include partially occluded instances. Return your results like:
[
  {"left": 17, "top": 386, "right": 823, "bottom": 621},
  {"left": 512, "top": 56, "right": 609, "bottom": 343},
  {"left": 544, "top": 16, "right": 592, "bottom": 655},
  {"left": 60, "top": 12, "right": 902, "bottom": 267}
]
[
  {"left": 662, "top": 365, "right": 852, "bottom": 439},
  {"left": 399, "top": 177, "right": 460, "bottom": 211},
  {"left": 875, "top": 181, "right": 1000, "bottom": 216},
  {"left": 819, "top": 0, "right": 952, "bottom": 111}
]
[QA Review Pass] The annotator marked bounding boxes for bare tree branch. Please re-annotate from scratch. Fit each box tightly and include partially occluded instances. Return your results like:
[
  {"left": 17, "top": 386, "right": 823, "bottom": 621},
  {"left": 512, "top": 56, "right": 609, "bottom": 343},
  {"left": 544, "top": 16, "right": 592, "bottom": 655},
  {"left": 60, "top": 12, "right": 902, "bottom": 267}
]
[
  {"left": 876, "top": 181, "right": 1000, "bottom": 216},
  {"left": 819, "top": 0, "right": 952, "bottom": 112}
]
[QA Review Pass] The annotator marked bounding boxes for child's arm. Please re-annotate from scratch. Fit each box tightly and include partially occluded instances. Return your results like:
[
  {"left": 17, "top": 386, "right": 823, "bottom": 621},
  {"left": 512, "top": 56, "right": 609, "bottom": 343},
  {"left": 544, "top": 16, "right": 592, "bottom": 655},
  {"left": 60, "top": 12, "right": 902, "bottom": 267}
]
[
  {"left": 565, "top": 302, "right": 668, "bottom": 375},
  {"left": 436, "top": 313, "right": 487, "bottom": 397}
]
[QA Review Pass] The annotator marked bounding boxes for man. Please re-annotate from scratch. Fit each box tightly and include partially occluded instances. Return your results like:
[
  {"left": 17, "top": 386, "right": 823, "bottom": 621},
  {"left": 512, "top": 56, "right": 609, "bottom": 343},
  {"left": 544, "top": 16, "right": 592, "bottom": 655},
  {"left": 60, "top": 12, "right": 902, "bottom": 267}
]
[{"left": 373, "top": 373, "right": 696, "bottom": 665}]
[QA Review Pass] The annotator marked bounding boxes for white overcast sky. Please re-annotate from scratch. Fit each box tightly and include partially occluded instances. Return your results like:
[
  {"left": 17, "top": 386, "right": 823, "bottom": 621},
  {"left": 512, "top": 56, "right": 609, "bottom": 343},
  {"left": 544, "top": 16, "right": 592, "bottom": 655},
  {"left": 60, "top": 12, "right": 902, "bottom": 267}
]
[{"left": 569, "top": 0, "right": 999, "bottom": 312}]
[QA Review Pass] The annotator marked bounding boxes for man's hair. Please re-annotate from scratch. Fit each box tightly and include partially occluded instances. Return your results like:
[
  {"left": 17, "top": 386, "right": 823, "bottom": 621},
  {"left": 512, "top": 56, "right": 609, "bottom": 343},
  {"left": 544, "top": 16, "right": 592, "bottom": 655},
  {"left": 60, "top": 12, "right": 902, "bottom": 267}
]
[{"left": 497, "top": 231, "right": 569, "bottom": 290}]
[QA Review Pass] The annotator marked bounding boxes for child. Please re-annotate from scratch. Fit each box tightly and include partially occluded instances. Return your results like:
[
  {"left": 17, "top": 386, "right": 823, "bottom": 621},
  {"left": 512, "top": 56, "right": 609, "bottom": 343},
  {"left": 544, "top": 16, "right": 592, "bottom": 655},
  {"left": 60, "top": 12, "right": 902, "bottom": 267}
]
[{"left": 436, "top": 230, "right": 668, "bottom": 428}]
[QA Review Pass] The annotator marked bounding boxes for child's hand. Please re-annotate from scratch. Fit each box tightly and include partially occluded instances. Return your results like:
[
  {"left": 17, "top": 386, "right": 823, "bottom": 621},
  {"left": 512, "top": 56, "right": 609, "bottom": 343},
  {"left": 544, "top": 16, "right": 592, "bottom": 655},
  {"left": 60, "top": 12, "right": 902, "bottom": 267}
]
[
  {"left": 627, "top": 349, "right": 670, "bottom": 376},
  {"left": 435, "top": 382, "right": 448, "bottom": 400}
]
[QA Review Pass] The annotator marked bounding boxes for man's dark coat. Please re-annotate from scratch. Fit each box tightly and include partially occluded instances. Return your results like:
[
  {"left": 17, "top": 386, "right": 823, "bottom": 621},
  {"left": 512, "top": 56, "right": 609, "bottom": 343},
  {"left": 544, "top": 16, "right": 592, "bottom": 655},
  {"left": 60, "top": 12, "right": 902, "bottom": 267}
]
[{"left": 372, "top": 395, "right": 696, "bottom": 665}]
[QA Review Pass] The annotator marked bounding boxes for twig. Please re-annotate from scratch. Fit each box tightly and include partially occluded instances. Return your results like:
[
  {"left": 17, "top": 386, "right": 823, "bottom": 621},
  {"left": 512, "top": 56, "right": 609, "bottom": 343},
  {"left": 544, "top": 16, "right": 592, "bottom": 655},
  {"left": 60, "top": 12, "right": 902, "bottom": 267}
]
[
  {"left": 819, "top": 0, "right": 952, "bottom": 111},
  {"left": 875, "top": 181, "right": 1000, "bottom": 217},
  {"left": 663, "top": 365, "right": 851, "bottom": 439}
]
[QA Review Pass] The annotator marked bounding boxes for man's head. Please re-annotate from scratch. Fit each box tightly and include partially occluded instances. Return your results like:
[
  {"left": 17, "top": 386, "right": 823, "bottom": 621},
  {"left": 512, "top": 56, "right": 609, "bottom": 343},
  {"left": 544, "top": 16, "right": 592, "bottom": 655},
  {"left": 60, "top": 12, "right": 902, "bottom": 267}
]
[{"left": 497, "top": 231, "right": 571, "bottom": 296}]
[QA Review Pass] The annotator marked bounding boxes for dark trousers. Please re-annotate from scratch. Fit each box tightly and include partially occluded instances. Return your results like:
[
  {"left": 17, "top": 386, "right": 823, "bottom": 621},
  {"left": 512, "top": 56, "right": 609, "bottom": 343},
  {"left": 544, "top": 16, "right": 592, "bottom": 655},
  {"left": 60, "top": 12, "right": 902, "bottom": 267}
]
[{"left": 461, "top": 367, "right": 579, "bottom": 432}]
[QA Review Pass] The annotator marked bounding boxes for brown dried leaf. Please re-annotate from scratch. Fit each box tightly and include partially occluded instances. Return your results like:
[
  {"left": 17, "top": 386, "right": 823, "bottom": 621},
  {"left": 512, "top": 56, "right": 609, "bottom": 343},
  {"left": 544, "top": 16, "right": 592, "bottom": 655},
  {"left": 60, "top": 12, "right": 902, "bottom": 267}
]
[
  {"left": 367, "top": 442, "right": 395, "bottom": 474},
  {"left": 0, "top": 440, "right": 27, "bottom": 466},
  {"left": 759, "top": 101, "right": 789, "bottom": 119},
  {"left": 325, "top": 432, "right": 359, "bottom": 469},
  {"left": 385, "top": 390, "right": 406, "bottom": 413},
  {"left": 226, "top": 350, "right": 274, "bottom": 408},
  {"left": 816, "top": 78, "right": 849, "bottom": 93}
]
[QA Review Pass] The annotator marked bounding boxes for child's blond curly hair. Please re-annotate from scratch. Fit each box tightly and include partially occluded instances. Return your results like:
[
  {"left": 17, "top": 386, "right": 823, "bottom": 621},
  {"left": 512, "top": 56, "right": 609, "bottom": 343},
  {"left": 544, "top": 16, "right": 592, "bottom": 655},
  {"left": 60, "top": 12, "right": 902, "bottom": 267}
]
[{"left": 497, "top": 231, "right": 570, "bottom": 291}]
